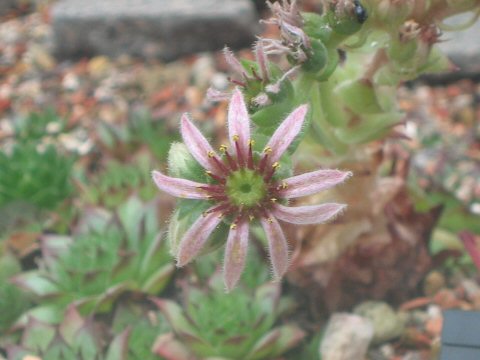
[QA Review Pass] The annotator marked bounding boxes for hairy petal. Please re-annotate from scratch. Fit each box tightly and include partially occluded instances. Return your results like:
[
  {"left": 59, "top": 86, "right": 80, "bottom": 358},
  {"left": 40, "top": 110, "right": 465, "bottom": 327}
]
[
  {"left": 223, "top": 47, "right": 246, "bottom": 77},
  {"left": 280, "top": 169, "right": 352, "bottom": 199},
  {"left": 272, "top": 203, "right": 346, "bottom": 224},
  {"left": 180, "top": 113, "right": 218, "bottom": 174},
  {"left": 254, "top": 41, "right": 270, "bottom": 81},
  {"left": 260, "top": 214, "right": 289, "bottom": 279},
  {"left": 223, "top": 220, "right": 249, "bottom": 292},
  {"left": 228, "top": 88, "right": 251, "bottom": 158},
  {"left": 176, "top": 209, "right": 223, "bottom": 267},
  {"left": 265, "top": 104, "right": 308, "bottom": 166},
  {"left": 152, "top": 170, "right": 210, "bottom": 199}
]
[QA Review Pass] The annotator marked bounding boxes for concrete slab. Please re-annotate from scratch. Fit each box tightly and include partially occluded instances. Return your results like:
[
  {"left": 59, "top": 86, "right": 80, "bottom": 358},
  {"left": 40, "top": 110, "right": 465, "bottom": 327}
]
[{"left": 51, "top": 0, "right": 259, "bottom": 60}]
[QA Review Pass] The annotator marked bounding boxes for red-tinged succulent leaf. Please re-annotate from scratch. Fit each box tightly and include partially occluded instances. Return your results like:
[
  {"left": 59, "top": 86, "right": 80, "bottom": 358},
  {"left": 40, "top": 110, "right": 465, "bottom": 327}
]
[
  {"left": 40, "top": 235, "right": 72, "bottom": 267},
  {"left": 6, "top": 345, "right": 31, "bottom": 360},
  {"left": 105, "top": 327, "right": 131, "bottom": 360},
  {"left": 13, "top": 305, "right": 63, "bottom": 328},
  {"left": 21, "top": 317, "right": 56, "bottom": 353},
  {"left": 152, "top": 332, "right": 195, "bottom": 360},
  {"left": 267, "top": 325, "right": 306, "bottom": 358},
  {"left": 11, "top": 271, "right": 59, "bottom": 297},
  {"left": 151, "top": 299, "right": 199, "bottom": 338},
  {"left": 254, "top": 283, "right": 281, "bottom": 317},
  {"left": 141, "top": 263, "right": 175, "bottom": 294},
  {"left": 75, "top": 319, "right": 102, "bottom": 359},
  {"left": 59, "top": 305, "right": 85, "bottom": 345},
  {"left": 246, "top": 328, "right": 281, "bottom": 360}
]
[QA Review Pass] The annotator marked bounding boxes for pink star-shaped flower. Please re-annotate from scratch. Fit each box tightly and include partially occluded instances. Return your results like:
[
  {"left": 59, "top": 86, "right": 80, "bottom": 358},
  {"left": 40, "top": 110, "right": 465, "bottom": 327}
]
[{"left": 153, "top": 88, "right": 351, "bottom": 291}]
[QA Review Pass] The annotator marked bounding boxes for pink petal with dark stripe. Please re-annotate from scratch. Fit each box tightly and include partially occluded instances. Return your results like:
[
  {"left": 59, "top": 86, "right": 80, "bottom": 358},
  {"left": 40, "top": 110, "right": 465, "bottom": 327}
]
[
  {"left": 176, "top": 209, "right": 223, "bottom": 267},
  {"left": 223, "top": 220, "right": 249, "bottom": 292},
  {"left": 260, "top": 214, "right": 289, "bottom": 280},
  {"left": 152, "top": 170, "right": 210, "bottom": 199},
  {"left": 228, "top": 88, "right": 251, "bottom": 159},
  {"left": 180, "top": 114, "right": 218, "bottom": 174},
  {"left": 272, "top": 203, "right": 346, "bottom": 224},
  {"left": 280, "top": 169, "right": 352, "bottom": 199},
  {"left": 265, "top": 104, "right": 308, "bottom": 166}
]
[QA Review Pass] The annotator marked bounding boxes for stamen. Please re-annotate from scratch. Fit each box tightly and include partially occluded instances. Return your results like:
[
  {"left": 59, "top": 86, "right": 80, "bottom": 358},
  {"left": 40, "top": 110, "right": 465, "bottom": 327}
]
[
  {"left": 270, "top": 198, "right": 277, "bottom": 203},
  {"left": 247, "top": 139, "right": 254, "bottom": 169},
  {"left": 234, "top": 135, "right": 245, "bottom": 167},
  {"left": 211, "top": 155, "right": 230, "bottom": 175},
  {"left": 224, "top": 149, "right": 238, "bottom": 171},
  {"left": 267, "top": 217, "right": 274, "bottom": 224},
  {"left": 228, "top": 77, "right": 247, "bottom": 87},
  {"left": 207, "top": 151, "right": 215, "bottom": 158},
  {"left": 258, "top": 153, "right": 269, "bottom": 174},
  {"left": 263, "top": 146, "right": 272, "bottom": 154},
  {"left": 206, "top": 171, "right": 226, "bottom": 184},
  {"left": 230, "top": 223, "right": 237, "bottom": 230},
  {"left": 197, "top": 185, "right": 225, "bottom": 193},
  {"left": 219, "top": 144, "right": 228, "bottom": 153},
  {"left": 249, "top": 215, "right": 255, "bottom": 221},
  {"left": 206, "top": 202, "right": 231, "bottom": 214},
  {"left": 264, "top": 162, "right": 280, "bottom": 182}
]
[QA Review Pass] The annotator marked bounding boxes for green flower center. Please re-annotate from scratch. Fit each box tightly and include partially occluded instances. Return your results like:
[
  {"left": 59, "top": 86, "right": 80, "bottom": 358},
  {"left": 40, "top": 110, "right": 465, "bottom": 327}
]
[{"left": 225, "top": 169, "right": 267, "bottom": 208}]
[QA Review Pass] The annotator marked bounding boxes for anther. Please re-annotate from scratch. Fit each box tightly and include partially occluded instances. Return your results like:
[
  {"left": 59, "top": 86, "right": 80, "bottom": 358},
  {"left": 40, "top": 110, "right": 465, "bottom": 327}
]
[
  {"left": 230, "top": 223, "right": 237, "bottom": 230},
  {"left": 267, "top": 218, "right": 273, "bottom": 223},
  {"left": 207, "top": 150, "right": 215, "bottom": 158},
  {"left": 232, "top": 134, "right": 240, "bottom": 142},
  {"left": 270, "top": 198, "right": 277, "bottom": 203},
  {"left": 281, "top": 181, "right": 288, "bottom": 189},
  {"left": 272, "top": 162, "right": 280, "bottom": 170},
  {"left": 219, "top": 144, "right": 228, "bottom": 153},
  {"left": 263, "top": 146, "right": 272, "bottom": 154}
]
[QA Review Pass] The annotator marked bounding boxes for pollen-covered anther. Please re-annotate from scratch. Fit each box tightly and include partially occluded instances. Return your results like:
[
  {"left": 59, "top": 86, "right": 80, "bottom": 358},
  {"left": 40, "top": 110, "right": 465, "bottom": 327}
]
[
  {"left": 267, "top": 217, "right": 274, "bottom": 224},
  {"left": 232, "top": 134, "right": 240, "bottom": 142},
  {"left": 263, "top": 146, "right": 273, "bottom": 154},
  {"left": 207, "top": 150, "right": 215, "bottom": 158},
  {"left": 248, "top": 139, "right": 255, "bottom": 146},
  {"left": 249, "top": 215, "right": 255, "bottom": 221},
  {"left": 272, "top": 162, "right": 281, "bottom": 170},
  {"left": 270, "top": 198, "right": 278, "bottom": 203},
  {"left": 230, "top": 223, "right": 237, "bottom": 230},
  {"left": 219, "top": 144, "right": 228, "bottom": 153},
  {"left": 281, "top": 181, "right": 288, "bottom": 189}
]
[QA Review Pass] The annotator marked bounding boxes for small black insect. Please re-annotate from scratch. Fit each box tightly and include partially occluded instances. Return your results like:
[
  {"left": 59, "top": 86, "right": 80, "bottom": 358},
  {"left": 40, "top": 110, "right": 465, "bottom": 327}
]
[{"left": 353, "top": 0, "right": 368, "bottom": 24}]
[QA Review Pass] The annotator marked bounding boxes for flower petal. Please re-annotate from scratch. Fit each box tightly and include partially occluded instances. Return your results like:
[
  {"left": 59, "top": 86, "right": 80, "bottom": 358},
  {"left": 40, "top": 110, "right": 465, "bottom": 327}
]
[
  {"left": 272, "top": 203, "right": 346, "bottom": 225},
  {"left": 223, "top": 219, "right": 249, "bottom": 292},
  {"left": 280, "top": 169, "right": 352, "bottom": 199},
  {"left": 152, "top": 170, "right": 210, "bottom": 199},
  {"left": 176, "top": 209, "right": 223, "bottom": 267},
  {"left": 228, "top": 88, "right": 251, "bottom": 159},
  {"left": 265, "top": 104, "right": 308, "bottom": 166},
  {"left": 180, "top": 113, "right": 218, "bottom": 174},
  {"left": 260, "top": 213, "right": 289, "bottom": 279}
]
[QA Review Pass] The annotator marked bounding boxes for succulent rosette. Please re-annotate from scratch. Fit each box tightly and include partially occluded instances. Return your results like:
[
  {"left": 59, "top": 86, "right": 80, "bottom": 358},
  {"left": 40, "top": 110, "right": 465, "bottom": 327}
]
[{"left": 152, "top": 88, "right": 351, "bottom": 291}]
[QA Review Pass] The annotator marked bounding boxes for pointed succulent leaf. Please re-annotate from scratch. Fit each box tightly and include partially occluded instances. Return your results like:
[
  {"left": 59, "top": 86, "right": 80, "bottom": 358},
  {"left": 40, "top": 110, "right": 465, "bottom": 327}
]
[
  {"left": 11, "top": 271, "right": 59, "bottom": 297},
  {"left": 152, "top": 332, "right": 194, "bottom": 360},
  {"left": 334, "top": 79, "right": 383, "bottom": 115},
  {"left": 266, "top": 324, "right": 306, "bottom": 358},
  {"left": 40, "top": 235, "right": 72, "bottom": 268},
  {"left": 152, "top": 299, "right": 199, "bottom": 339},
  {"left": 21, "top": 317, "right": 56, "bottom": 353},
  {"left": 140, "top": 263, "right": 175, "bottom": 294},
  {"left": 167, "top": 142, "right": 205, "bottom": 182},
  {"left": 59, "top": 305, "right": 84, "bottom": 345},
  {"left": 247, "top": 328, "right": 282, "bottom": 360},
  {"left": 14, "top": 305, "right": 63, "bottom": 328},
  {"left": 254, "top": 282, "right": 281, "bottom": 319},
  {"left": 105, "top": 327, "right": 131, "bottom": 360},
  {"left": 334, "top": 112, "right": 403, "bottom": 144}
]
